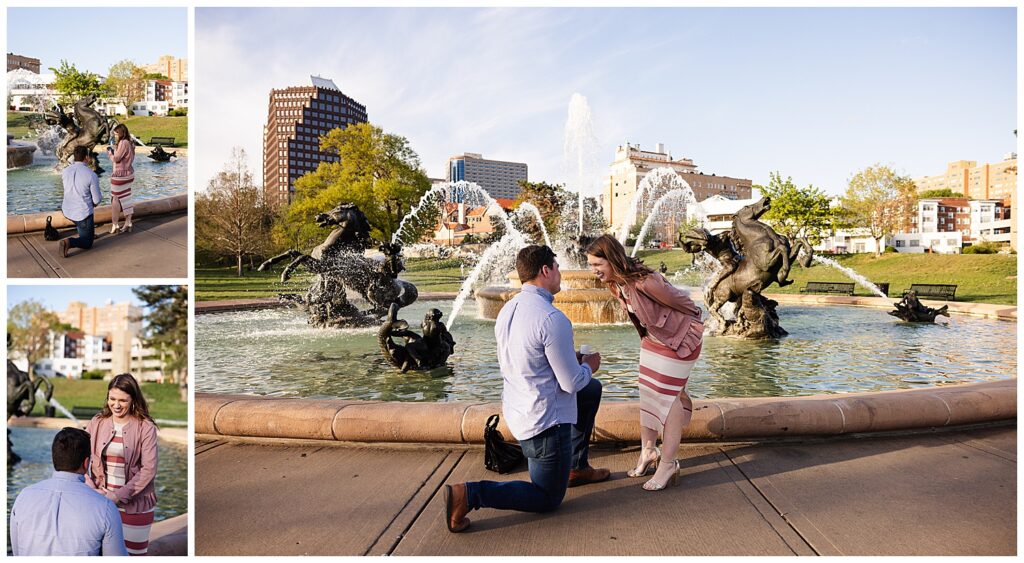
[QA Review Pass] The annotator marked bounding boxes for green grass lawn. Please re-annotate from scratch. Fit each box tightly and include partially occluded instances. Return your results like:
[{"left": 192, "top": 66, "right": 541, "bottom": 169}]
[
  {"left": 6, "top": 111, "right": 188, "bottom": 147},
  {"left": 196, "top": 251, "right": 1016, "bottom": 305},
  {"left": 29, "top": 378, "right": 186, "bottom": 423}
]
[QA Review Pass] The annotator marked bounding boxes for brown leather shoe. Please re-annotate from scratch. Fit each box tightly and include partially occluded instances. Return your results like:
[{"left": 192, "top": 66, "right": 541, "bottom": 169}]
[
  {"left": 444, "top": 483, "right": 470, "bottom": 532},
  {"left": 568, "top": 465, "right": 611, "bottom": 487}
]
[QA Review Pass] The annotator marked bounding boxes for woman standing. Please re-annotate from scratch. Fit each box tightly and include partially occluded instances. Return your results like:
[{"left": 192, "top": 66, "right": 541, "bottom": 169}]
[
  {"left": 106, "top": 124, "right": 135, "bottom": 233},
  {"left": 86, "top": 373, "right": 158, "bottom": 555},
  {"left": 585, "top": 235, "right": 704, "bottom": 491}
]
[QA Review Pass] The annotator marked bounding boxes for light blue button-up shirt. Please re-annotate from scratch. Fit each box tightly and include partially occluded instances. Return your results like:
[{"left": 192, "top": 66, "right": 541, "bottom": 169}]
[
  {"left": 495, "top": 283, "right": 593, "bottom": 441},
  {"left": 10, "top": 471, "right": 128, "bottom": 556},
  {"left": 61, "top": 161, "right": 102, "bottom": 222}
]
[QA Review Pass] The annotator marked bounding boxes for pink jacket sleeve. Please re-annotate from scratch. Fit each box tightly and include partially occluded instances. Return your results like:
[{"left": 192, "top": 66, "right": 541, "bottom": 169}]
[
  {"left": 112, "top": 138, "right": 132, "bottom": 164},
  {"left": 84, "top": 416, "right": 100, "bottom": 490},
  {"left": 115, "top": 421, "right": 158, "bottom": 505},
  {"left": 638, "top": 273, "right": 701, "bottom": 317}
]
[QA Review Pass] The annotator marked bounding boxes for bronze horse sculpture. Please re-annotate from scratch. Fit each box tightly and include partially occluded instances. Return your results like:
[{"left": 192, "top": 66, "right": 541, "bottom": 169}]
[
  {"left": 43, "top": 94, "right": 117, "bottom": 171},
  {"left": 8, "top": 360, "right": 54, "bottom": 465},
  {"left": 259, "top": 203, "right": 418, "bottom": 327},
  {"left": 681, "top": 197, "right": 813, "bottom": 339}
]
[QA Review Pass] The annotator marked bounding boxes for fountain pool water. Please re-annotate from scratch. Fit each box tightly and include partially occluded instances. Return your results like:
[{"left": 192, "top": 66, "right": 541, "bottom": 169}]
[
  {"left": 7, "top": 151, "right": 187, "bottom": 215},
  {"left": 195, "top": 298, "right": 1015, "bottom": 402},
  {"left": 6, "top": 426, "right": 188, "bottom": 525}
]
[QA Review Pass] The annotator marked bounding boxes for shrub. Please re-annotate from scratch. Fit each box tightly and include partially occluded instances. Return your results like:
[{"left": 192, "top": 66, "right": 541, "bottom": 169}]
[
  {"left": 884, "top": 246, "right": 898, "bottom": 253},
  {"left": 963, "top": 241, "right": 1000, "bottom": 254},
  {"left": 81, "top": 369, "right": 107, "bottom": 380}
]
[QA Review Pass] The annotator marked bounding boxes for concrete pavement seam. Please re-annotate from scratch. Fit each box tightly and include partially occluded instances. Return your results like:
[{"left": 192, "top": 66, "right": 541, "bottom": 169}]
[
  {"left": 381, "top": 449, "right": 467, "bottom": 556},
  {"left": 711, "top": 451, "right": 812, "bottom": 555},
  {"left": 720, "top": 447, "right": 843, "bottom": 556}
]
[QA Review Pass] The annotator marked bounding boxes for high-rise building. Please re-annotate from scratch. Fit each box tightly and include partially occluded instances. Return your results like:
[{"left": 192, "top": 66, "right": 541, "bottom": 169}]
[
  {"left": 446, "top": 153, "right": 528, "bottom": 200},
  {"left": 7, "top": 53, "right": 40, "bottom": 73},
  {"left": 143, "top": 55, "right": 188, "bottom": 82},
  {"left": 263, "top": 76, "right": 368, "bottom": 205},
  {"left": 58, "top": 300, "right": 142, "bottom": 339},
  {"left": 603, "top": 143, "right": 753, "bottom": 234}
]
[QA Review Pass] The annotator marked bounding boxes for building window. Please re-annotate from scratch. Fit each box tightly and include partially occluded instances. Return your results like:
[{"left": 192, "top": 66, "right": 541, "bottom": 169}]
[{"left": 909, "top": 240, "right": 920, "bottom": 247}]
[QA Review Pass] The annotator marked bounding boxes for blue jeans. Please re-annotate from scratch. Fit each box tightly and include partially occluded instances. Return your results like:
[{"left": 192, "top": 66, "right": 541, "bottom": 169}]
[
  {"left": 67, "top": 214, "right": 94, "bottom": 250},
  {"left": 465, "top": 378, "right": 604, "bottom": 513}
]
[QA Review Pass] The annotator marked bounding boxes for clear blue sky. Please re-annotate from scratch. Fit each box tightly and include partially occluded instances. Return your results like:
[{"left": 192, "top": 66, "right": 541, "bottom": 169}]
[
  {"left": 7, "top": 8, "right": 187, "bottom": 76},
  {"left": 196, "top": 7, "right": 1015, "bottom": 197},
  {"left": 8, "top": 285, "right": 146, "bottom": 312}
]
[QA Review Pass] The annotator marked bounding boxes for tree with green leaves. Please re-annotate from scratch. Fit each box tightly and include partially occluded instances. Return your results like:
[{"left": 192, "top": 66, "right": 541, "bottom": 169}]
[
  {"left": 514, "top": 180, "right": 571, "bottom": 242},
  {"left": 275, "top": 123, "right": 431, "bottom": 248},
  {"left": 142, "top": 72, "right": 169, "bottom": 80},
  {"left": 106, "top": 59, "right": 147, "bottom": 109},
  {"left": 133, "top": 286, "right": 188, "bottom": 387},
  {"left": 842, "top": 164, "right": 918, "bottom": 256},
  {"left": 755, "top": 171, "right": 836, "bottom": 243},
  {"left": 196, "top": 148, "right": 274, "bottom": 276},
  {"left": 48, "top": 60, "right": 105, "bottom": 104},
  {"left": 918, "top": 188, "right": 965, "bottom": 199},
  {"left": 7, "top": 300, "right": 61, "bottom": 378},
  {"left": 485, "top": 213, "right": 507, "bottom": 243}
]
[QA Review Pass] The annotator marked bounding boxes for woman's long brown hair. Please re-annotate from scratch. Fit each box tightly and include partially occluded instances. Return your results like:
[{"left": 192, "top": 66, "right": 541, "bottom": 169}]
[
  {"left": 100, "top": 373, "right": 156, "bottom": 424},
  {"left": 112, "top": 123, "right": 130, "bottom": 143},
  {"left": 585, "top": 234, "right": 654, "bottom": 283}
]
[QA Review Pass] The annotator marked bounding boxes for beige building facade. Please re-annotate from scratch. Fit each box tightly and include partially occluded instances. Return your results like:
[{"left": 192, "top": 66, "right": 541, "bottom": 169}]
[
  {"left": 143, "top": 55, "right": 188, "bottom": 82},
  {"left": 603, "top": 143, "right": 752, "bottom": 234},
  {"left": 59, "top": 301, "right": 142, "bottom": 339}
]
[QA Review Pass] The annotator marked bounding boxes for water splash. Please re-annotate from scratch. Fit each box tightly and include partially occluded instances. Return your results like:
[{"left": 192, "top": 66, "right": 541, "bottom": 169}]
[
  {"left": 631, "top": 187, "right": 698, "bottom": 257},
  {"left": 811, "top": 255, "right": 887, "bottom": 298},
  {"left": 564, "top": 93, "right": 600, "bottom": 237},
  {"left": 392, "top": 181, "right": 521, "bottom": 245},
  {"left": 448, "top": 230, "right": 527, "bottom": 330},
  {"left": 617, "top": 167, "right": 693, "bottom": 243},
  {"left": 36, "top": 389, "right": 79, "bottom": 425},
  {"left": 510, "top": 202, "right": 551, "bottom": 248}
]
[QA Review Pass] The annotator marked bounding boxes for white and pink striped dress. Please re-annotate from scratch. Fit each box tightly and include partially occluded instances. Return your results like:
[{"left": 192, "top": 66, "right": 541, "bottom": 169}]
[
  {"left": 619, "top": 285, "right": 703, "bottom": 432},
  {"left": 110, "top": 138, "right": 135, "bottom": 215},
  {"left": 104, "top": 422, "right": 155, "bottom": 556}
]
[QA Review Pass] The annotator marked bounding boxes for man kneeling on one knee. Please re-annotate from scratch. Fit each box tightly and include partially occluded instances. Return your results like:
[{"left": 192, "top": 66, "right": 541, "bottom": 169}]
[{"left": 445, "top": 244, "right": 609, "bottom": 532}]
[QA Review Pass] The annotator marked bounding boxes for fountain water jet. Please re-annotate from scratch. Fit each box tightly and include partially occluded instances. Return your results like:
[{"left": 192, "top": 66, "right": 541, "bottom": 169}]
[
  {"left": 811, "top": 255, "right": 887, "bottom": 298},
  {"left": 631, "top": 187, "right": 700, "bottom": 257}
]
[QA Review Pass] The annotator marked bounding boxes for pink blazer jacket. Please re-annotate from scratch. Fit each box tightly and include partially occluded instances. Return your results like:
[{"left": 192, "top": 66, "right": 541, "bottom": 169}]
[
  {"left": 85, "top": 415, "right": 158, "bottom": 514},
  {"left": 608, "top": 272, "right": 704, "bottom": 358}
]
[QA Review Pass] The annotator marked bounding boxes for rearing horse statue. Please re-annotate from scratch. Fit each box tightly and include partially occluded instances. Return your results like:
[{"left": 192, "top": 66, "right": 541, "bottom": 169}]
[{"left": 680, "top": 197, "right": 813, "bottom": 339}]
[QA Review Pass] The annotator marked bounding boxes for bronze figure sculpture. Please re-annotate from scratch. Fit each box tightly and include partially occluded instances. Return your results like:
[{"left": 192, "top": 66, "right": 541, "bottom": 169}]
[
  {"left": 680, "top": 197, "right": 814, "bottom": 339},
  {"left": 379, "top": 304, "right": 456, "bottom": 372},
  {"left": 259, "top": 203, "right": 418, "bottom": 328},
  {"left": 43, "top": 95, "right": 117, "bottom": 171},
  {"left": 888, "top": 290, "right": 950, "bottom": 323},
  {"left": 149, "top": 144, "right": 177, "bottom": 162},
  {"left": 7, "top": 360, "right": 54, "bottom": 465}
]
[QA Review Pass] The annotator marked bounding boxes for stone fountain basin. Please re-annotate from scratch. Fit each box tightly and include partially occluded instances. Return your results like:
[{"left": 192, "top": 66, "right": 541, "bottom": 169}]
[{"left": 195, "top": 378, "right": 1015, "bottom": 443}]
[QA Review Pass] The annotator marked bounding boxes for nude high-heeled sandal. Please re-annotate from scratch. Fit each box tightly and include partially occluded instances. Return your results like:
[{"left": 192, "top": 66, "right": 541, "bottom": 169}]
[
  {"left": 642, "top": 459, "right": 680, "bottom": 491},
  {"left": 627, "top": 446, "right": 660, "bottom": 478}
]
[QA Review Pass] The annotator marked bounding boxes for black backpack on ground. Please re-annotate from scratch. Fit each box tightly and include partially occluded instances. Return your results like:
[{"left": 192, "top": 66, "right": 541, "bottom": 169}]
[{"left": 484, "top": 414, "right": 525, "bottom": 474}]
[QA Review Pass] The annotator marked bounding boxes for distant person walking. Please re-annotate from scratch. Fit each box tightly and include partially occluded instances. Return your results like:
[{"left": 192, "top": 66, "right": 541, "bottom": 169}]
[
  {"left": 59, "top": 145, "right": 102, "bottom": 258},
  {"left": 586, "top": 234, "right": 704, "bottom": 491},
  {"left": 107, "top": 123, "right": 135, "bottom": 233},
  {"left": 9, "top": 427, "right": 128, "bottom": 556},
  {"left": 86, "top": 373, "right": 159, "bottom": 555}
]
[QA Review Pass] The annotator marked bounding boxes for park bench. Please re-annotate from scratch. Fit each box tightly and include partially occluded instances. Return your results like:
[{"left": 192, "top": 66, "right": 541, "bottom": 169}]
[
  {"left": 902, "top": 284, "right": 957, "bottom": 301},
  {"left": 799, "top": 281, "right": 855, "bottom": 295},
  {"left": 149, "top": 136, "right": 175, "bottom": 147},
  {"left": 71, "top": 406, "right": 103, "bottom": 419}
]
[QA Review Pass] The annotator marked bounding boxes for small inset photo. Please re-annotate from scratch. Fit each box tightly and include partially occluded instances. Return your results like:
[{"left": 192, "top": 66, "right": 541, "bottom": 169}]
[
  {"left": 6, "top": 7, "right": 188, "bottom": 278},
  {"left": 7, "top": 285, "right": 188, "bottom": 556}
]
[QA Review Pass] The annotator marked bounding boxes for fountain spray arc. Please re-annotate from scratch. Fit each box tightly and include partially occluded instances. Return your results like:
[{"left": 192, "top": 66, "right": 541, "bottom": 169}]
[{"left": 564, "top": 93, "right": 601, "bottom": 238}]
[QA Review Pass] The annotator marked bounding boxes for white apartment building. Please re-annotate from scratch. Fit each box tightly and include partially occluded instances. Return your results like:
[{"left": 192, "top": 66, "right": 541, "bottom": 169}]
[{"left": 131, "top": 100, "right": 169, "bottom": 116}]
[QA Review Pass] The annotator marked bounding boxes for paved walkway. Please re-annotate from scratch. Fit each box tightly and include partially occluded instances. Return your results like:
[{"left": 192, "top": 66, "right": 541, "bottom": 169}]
[
  {"left": 7, "top": 212, "right": 187, "bottom": 278},
  {"left": 195, "top": 424, "right": 1016, "bottom": 556}
]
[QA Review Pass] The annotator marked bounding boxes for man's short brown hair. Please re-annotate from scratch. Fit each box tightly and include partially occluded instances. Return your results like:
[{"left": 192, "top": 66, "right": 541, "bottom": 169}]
[{"left": 516, "top": 245, "right": 557, "bottom": 283}]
